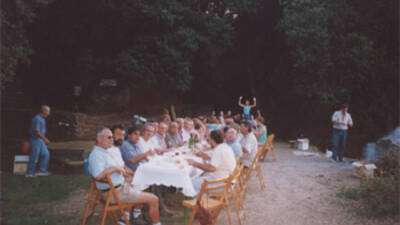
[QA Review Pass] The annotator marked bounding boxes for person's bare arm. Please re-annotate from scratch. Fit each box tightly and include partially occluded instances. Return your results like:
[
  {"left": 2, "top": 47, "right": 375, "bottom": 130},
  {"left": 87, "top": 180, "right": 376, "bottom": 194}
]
[
  {"left": 35, "top": 130, "right": 50, "bottom": 144},
  {"left": 238, "top": 96, "right": 245, "bottom": 107},
  {"left": 187, "top": 159, "right": 216, "bottom": 172},
  {"left": 127, "top": 151, "right": 152, "bottom": 164},
  {"left": 251, "top": 97, "right": 257, "bottom": 108},
  {"left": 94, "top": 166, "right": 125, "bottom": 181},
  {"left": 195, "top": 151, "right": 211, "bottom": 161}
]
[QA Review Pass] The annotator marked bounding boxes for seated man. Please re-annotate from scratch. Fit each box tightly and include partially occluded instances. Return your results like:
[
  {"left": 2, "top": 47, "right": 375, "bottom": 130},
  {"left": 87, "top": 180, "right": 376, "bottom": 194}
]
[
  {"left": 239, "top": 121, "right": 258, "bottom": 167},
  {"left": 182, "top": 118, "right": 194, "bottom": 143},
  {"left": 111, "top": 124, "right": 126, "bottom": 147},
  {"left": 150, "top": 122, "right": 168, "bottom": 151},
  {"left": 187, "top": 130, "right": 236, "bottom": 193},
  {"left": 120, "top": 126, "right": 154, "bottom": 172},
  {"left": 138, "top": 123, "right": 156, "bottom": 153},
  {"left": 89, "top": 128, "right": 161, "bottom": 225},
  {"left": 224, "top": 127, "right": 243, "bottom": 158},
  {"left": 165, "top": 122, "right": 184, "bottom": 148}
]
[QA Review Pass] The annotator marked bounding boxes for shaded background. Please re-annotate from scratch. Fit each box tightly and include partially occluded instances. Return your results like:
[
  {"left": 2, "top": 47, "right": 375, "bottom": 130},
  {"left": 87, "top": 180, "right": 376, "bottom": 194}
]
[{"left": 1, "top": 0, "right": 398, "bottom": 164}]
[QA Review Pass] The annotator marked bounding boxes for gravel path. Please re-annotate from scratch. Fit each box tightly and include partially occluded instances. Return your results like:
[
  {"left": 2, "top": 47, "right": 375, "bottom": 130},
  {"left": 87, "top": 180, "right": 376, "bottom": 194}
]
[{"left": 220, "top": 142, "right": 398, "bottom": 225}]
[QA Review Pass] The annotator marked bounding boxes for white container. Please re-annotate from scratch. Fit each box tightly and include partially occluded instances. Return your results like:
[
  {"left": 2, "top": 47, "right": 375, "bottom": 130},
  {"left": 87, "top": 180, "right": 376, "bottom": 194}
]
[
  {"left": 13, "top": 155, "right": 30, "bottom": 175},
  {"left": 326, "top": 150, "right": 333, "bottom": 158},
  {"left": 297, "top": 139, "right": 309, "bottom": 151}
]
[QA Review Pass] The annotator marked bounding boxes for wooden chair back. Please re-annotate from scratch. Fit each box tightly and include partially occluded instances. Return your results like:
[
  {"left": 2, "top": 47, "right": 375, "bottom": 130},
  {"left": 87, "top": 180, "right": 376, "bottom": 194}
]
[{"left": 80, "top": 175, "right": 135, "bottom": 225}]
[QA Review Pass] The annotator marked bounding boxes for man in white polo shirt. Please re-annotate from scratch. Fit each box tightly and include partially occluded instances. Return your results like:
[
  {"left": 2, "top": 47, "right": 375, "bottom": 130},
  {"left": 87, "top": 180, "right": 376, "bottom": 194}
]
[
  {"left": 138, "top": 123, "right": 156, "bottom": 153},
  {"left": 88, "top": 128, "right": 162, "bottom": 225},
  {"left": 331, "top": 103, "right": 353, "bottom": 162},
  {"left": 239, "top": 121, "right": 258, "bottom": 167},
  {"left": 187, "top": 130, "right": 236, "bottom": 193}
]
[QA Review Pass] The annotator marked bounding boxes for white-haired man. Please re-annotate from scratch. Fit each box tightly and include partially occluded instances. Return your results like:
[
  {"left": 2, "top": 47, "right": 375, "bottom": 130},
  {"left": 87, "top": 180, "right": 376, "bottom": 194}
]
[
  {"left": 89, "top": 128, "right": 162, "bottom": 225},
  {"left": 224, "top": 128, "right": 243, "bottom": 157}
]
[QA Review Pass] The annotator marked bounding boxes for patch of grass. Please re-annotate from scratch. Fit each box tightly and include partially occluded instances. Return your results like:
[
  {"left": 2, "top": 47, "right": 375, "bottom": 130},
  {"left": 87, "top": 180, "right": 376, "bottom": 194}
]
[
  {"left": 2, "top": 173, "right": 89, "bottom": 203},
  {"left": 338, "top": 176, "right": 400, "bottom": 218},
  {"left": 1, "top": 174, "right": 90, "bottom": 225},
  {"left": 337, "top": 186, "right": 360, "bottom": 200}
]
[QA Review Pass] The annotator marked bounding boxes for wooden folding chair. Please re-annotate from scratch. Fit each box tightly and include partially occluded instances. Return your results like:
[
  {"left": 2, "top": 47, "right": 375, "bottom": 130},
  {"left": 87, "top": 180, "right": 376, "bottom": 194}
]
[
  {"left": 226, "top": 165, "right": 245, "bottom": 225},
  {"left": 80, "top": 175, "right": 137, "bottom": 225},
  {"left": 242, "top": 147, "right": 266, "bottom": 191},
  {"left": 182, "top": 175, "right": 233, "bottom": 225},
  {"left": 260, "top": 134, "right": 275, "bottom": 161}
]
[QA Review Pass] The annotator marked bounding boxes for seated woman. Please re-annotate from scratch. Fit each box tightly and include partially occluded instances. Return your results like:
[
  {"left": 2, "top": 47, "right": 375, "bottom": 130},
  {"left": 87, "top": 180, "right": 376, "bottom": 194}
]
[
  {"left": 254, "top": 116, "right": 267, "bottom": 145},
  {"left": 187, "top": 130, "right": 237, "bottom": 193}
]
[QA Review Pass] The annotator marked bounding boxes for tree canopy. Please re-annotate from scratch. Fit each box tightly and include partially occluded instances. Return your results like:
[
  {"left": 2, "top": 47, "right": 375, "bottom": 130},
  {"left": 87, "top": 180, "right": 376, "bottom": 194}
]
[{"left": 1, "top": 0, "right": 398, "bottom": 155}]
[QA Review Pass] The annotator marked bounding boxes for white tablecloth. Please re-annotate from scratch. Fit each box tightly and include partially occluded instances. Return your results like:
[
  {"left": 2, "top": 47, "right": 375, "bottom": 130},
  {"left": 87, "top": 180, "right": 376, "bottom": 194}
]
[{"left": 132, "top": 148, "right": 203, "bottom": 197}]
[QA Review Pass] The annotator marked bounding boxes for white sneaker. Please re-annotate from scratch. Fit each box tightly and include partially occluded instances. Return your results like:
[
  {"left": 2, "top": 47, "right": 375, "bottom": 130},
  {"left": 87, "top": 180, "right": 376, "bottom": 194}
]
[
  {"left": 133, "top": 208, "right": 142, "bottom": 218},
  {"left": 118, "top": 211, "right": 130, "bottom": 225},
  {"left": 25, "top": 174, "right": 36, "bottom": 178},
  {"left": 36, "top": 172, "right": 51, "bottom": 176}
]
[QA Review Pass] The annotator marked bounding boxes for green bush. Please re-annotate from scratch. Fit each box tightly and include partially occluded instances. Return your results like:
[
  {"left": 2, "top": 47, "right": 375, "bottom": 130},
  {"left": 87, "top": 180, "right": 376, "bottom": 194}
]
[{"left": 339, "top": 141, "right": 400, "bottom": 218}]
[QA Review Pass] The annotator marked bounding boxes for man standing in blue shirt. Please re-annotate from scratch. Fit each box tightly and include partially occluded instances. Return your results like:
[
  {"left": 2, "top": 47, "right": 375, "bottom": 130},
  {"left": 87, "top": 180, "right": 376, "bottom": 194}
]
[{"left": 26, "top": 105, "right": 51, "bottom": 177}]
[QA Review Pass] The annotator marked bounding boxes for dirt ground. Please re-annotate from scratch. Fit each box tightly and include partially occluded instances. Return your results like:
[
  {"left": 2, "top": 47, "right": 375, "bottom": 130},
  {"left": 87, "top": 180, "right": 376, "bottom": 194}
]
[
  {"left": 218, "top": 142, "right": 398, "bottom": 225},
  {"left": 52, "top": 142, "right": 399, "bottom": 225}
]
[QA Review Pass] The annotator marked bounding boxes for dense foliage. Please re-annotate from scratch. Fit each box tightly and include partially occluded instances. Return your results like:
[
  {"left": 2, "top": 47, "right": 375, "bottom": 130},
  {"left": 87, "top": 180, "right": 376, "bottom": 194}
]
[{"left": 1, "top": 0, "right": 398, "bottom": 155}]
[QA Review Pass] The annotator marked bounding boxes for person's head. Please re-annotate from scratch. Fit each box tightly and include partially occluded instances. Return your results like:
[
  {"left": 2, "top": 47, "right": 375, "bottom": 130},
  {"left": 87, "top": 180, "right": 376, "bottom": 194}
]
[
  {"left": 227, "top": 110, "right": 232, "bottom": 116},
  {"left": 225, "top": 118, "right": 234, "bottom": 126},
  {"left": 96, "top": 128, "right": 113, "bottom": 149},
  {"left": 142, "top": 123, "right": 155, "bottom": 140},
  {"left": 341, "top": 103, "right": 349, "bottom": 113},
  {"left": 161, "top": 114, "right": 171, "bottom": 124},
  {"left": 240, "top": 121, "right": 252, "bottom": 135},
  {"left": 157, "top": 122, "right": 168, "bottom": 136},
  {"left": 184, "top": 119, "right": 194, "bottom": 131},
  {"left": 256, "top": 116, "right": 265, "bottom": 125},
  {"left": 208, "top": 130, "right": 224, "bottom": 148},
  {"left": 169, "top": 122, "right": 179, "bottom": 135},
  {"left": 111, "top": 124, "right": 125, "bottom": 146},
  {"left": 233, "top": 113, "right": 242, "bottom": 123},
  {"left": 225, "top": 128, "right": 237, "bottom": 142},
  {"left": 211, "top": 116, "right": 219, "bottom": 124},
  {"left": 40, "top": 105, "right": 51, "bottom": 118},
  {"left": 127, "top": 126, "right": 141, "bottom": 144},
  {"left": 245, "top": 100, "right": 250, "bottom": 105},
  {"left": 176, "top": 118, "right": 184, "bottom": 130}
]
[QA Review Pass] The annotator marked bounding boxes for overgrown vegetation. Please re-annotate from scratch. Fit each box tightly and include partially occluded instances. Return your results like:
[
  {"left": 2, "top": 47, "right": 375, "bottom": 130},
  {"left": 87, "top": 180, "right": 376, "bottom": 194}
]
[
  {"left": 1, "top": 0, "right": 398, "bottom": 156},
  {"left": 338, "top": 144, "right": 400, "bottom": 218}
]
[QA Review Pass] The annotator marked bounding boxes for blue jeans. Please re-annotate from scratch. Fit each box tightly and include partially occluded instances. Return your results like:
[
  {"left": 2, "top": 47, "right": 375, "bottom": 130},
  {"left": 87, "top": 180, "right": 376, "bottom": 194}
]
[
  {"left": 331, "top": 128, "right": 347, "bottom": 161},
  {"left": 243, "top": 113, "right": 251, "bottom": 121},
  {"left": 27, "top": 138, "right": 50, "bottom": 175}
]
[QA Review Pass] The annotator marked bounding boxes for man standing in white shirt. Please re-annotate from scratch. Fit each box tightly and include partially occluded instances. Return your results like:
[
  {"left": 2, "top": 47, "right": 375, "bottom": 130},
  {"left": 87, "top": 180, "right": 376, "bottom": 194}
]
[{"left": 331, "top": 103, "right": 354, "bottom": 162}]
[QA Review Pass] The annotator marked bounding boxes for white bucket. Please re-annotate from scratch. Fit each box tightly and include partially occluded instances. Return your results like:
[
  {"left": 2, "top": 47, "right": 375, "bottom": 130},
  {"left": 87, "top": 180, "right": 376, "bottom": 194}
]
[
  {"left": 297, "top": 139, "right": 309, "bottom": 151},
  {"left": 13, "top": 155, "right": 29, "bottom": 175},
  {"left": 326, "top": 150, "right": 333, "bottom": 158}
]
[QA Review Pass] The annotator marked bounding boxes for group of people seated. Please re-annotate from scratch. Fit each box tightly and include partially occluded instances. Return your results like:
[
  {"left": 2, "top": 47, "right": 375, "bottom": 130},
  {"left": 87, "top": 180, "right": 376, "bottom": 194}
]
[{"left": 88, "top": 106, "right": 268, "bottom": 225}]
